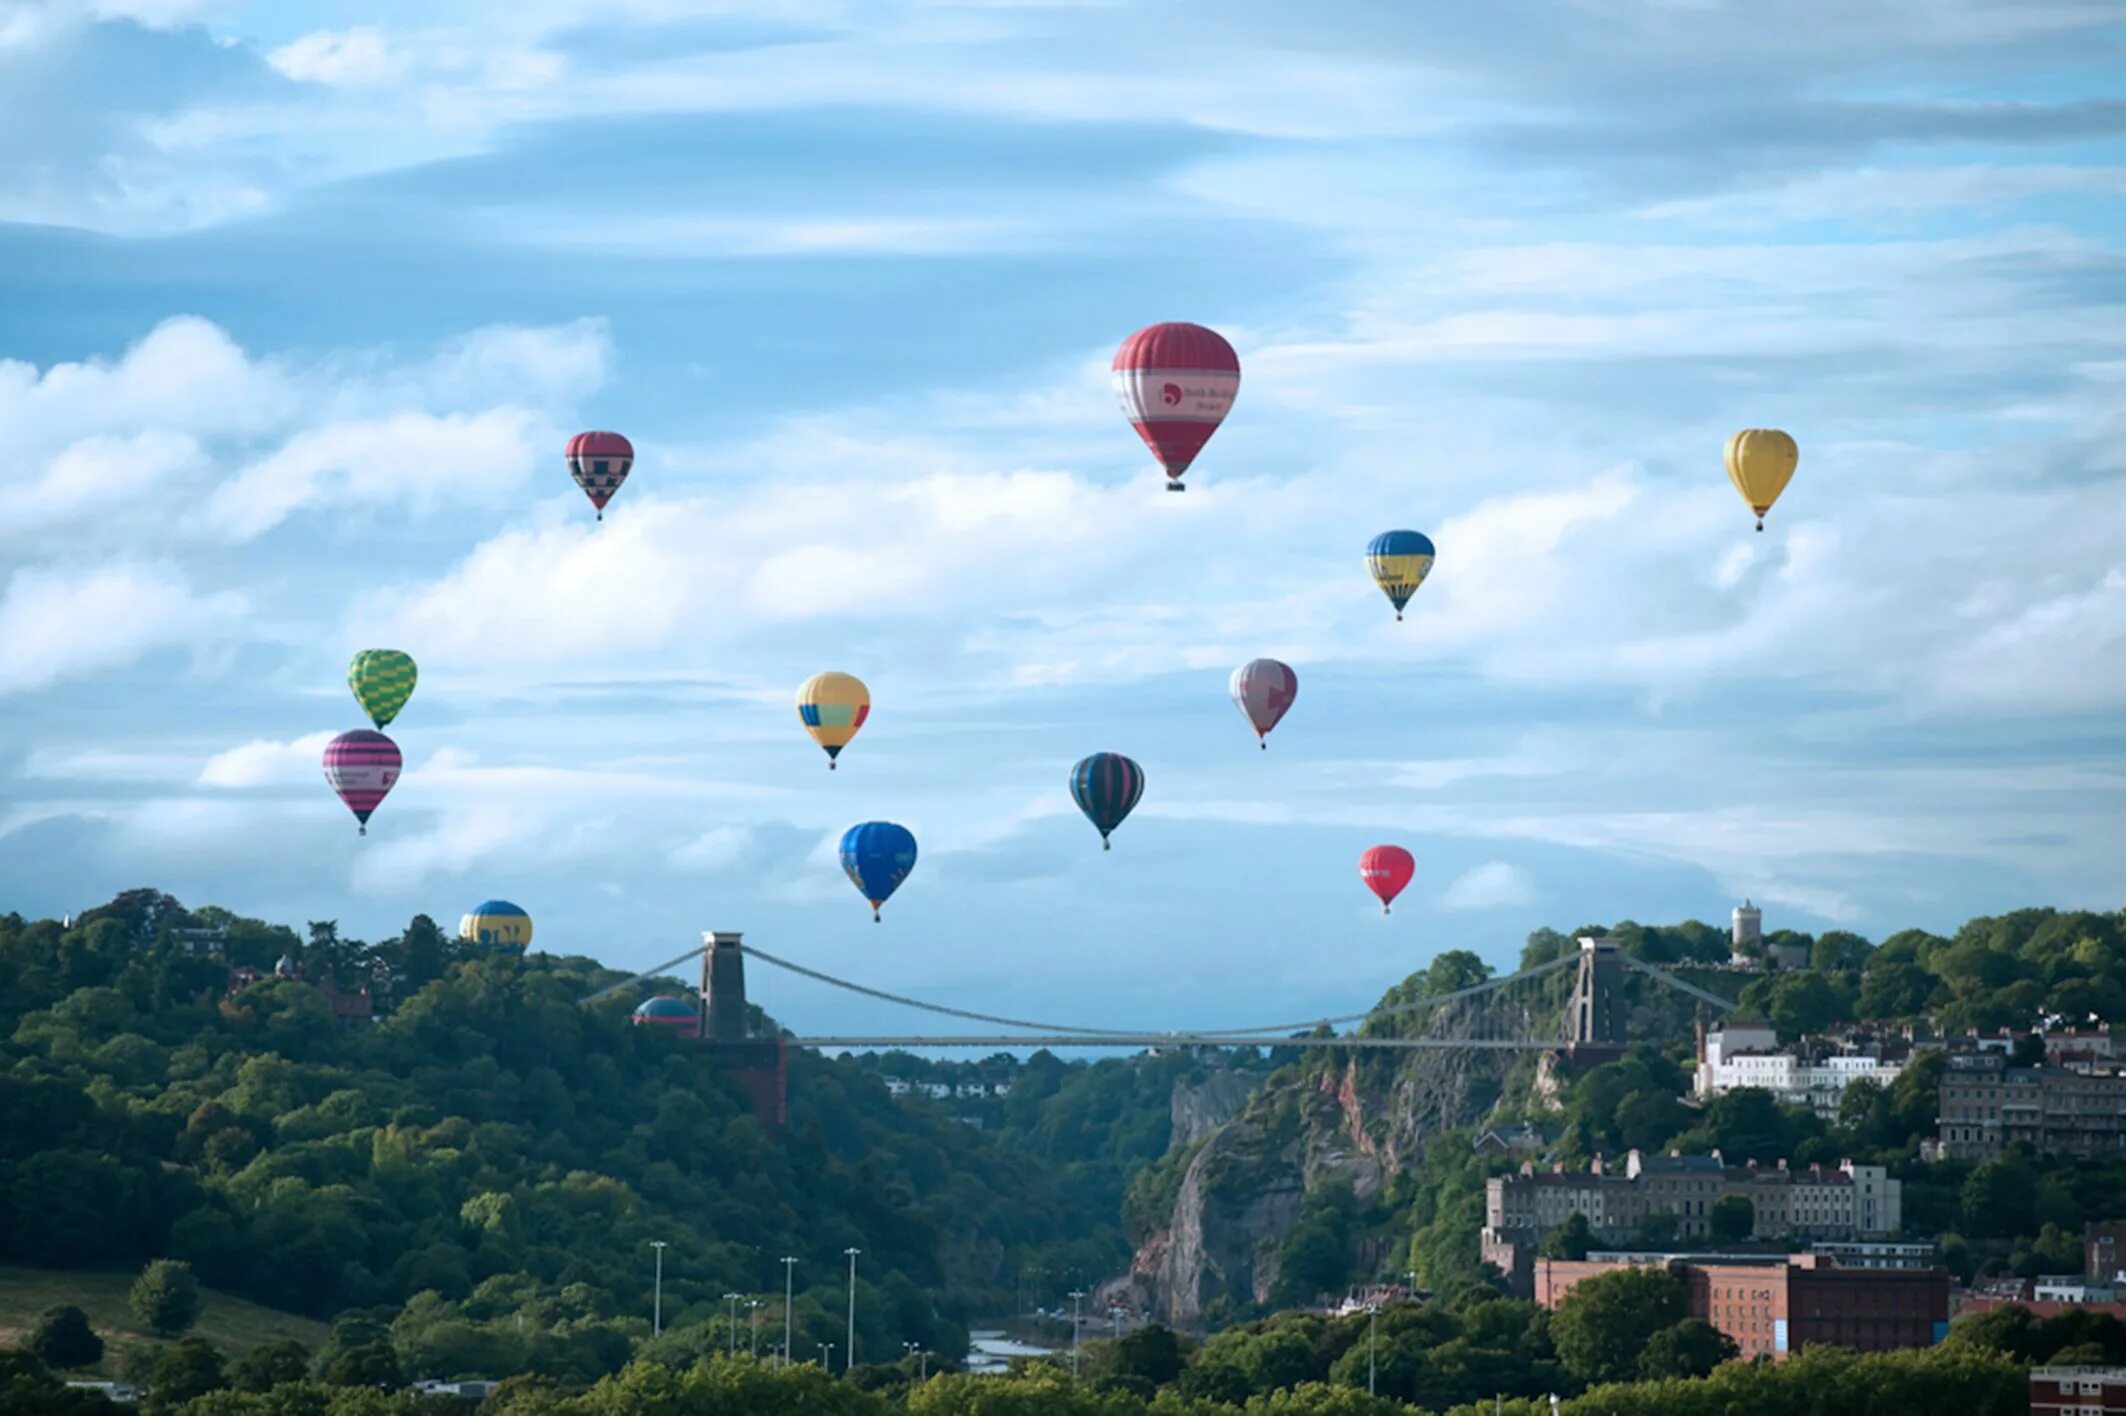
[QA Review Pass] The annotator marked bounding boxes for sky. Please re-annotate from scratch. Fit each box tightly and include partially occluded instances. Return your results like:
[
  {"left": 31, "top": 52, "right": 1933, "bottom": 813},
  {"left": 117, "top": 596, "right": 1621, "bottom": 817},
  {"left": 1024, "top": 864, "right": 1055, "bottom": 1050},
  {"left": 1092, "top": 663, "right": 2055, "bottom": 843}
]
[{"left": 2, "top": 0, "right": 2125, "bottom": 1040}]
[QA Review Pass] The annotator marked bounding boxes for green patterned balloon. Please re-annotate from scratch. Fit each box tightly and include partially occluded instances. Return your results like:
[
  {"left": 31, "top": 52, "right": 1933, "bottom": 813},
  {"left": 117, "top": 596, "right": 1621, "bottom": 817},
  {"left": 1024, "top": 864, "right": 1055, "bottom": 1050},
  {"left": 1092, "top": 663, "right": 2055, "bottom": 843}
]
[{"left": 348, "top": 649, "right": 418, "bottom": 729}]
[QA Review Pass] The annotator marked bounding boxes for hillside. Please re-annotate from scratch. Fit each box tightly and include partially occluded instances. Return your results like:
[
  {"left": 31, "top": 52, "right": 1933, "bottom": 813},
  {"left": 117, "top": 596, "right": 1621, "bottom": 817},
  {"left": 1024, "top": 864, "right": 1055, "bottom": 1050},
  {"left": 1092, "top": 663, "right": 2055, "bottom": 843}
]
[
  {"left": 0, "top": 1263, "right": 329, "bottom": 1381},
  {"left": 1123, "top": 908, "right": 2126, "bottom": 1322},
  {"left": 0, "top": 891, "right": 1218, "bottom": 1384}
]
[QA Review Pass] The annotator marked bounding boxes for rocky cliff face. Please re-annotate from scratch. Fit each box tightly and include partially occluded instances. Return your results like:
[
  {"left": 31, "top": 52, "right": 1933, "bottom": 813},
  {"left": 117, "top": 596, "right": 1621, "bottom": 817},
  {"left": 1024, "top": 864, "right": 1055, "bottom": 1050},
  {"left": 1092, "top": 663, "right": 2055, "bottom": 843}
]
[
  {"left": 1170, "top": 1069, "right": 1254, "bottom": 1149},
  {"left": 1125, "top": 1045, "right": 1519, "bottom": 1327}
]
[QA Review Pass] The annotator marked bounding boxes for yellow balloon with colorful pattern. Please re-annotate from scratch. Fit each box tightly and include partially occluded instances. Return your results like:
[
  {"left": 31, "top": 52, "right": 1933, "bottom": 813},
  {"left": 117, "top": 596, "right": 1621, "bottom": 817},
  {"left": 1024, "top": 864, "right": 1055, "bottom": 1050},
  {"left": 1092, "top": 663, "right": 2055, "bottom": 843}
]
[{"left": 796, "top": 672, "right": 870, "bottom": 770}]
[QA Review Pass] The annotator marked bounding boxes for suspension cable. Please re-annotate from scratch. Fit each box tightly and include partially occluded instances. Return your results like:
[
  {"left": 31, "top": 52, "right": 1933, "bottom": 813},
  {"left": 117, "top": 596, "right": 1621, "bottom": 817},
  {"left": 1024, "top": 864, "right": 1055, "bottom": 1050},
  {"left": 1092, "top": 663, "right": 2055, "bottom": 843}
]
[{"left": 740, "top": 944, "right": 1143, "bottom": 1036}]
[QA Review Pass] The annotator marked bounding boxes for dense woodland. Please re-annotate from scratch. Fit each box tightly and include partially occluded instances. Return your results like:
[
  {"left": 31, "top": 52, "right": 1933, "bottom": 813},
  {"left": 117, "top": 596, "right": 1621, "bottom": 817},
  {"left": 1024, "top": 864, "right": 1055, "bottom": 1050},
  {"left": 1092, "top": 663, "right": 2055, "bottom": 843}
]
[
  {"left": 4, "top": 893, "right": 2124, "bottom": 1410},
  {"left": 0, "top": 891, "right": 1235, "bottom": 1385}
]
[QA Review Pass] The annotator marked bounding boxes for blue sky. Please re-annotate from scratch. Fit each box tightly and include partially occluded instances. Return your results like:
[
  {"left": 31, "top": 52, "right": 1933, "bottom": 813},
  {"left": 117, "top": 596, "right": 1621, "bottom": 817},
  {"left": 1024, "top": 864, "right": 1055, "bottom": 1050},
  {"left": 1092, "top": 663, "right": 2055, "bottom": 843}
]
[{"left": 3, "top": 0, "right": 2125, "bottom": 1038}]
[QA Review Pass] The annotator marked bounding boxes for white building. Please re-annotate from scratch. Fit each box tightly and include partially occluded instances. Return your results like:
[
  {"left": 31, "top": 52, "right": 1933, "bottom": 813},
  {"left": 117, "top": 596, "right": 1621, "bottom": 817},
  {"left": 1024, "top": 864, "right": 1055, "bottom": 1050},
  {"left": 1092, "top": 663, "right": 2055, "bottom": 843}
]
[{"left": 1695, "top": 1021, "right": 1907, "bottom": 1118}]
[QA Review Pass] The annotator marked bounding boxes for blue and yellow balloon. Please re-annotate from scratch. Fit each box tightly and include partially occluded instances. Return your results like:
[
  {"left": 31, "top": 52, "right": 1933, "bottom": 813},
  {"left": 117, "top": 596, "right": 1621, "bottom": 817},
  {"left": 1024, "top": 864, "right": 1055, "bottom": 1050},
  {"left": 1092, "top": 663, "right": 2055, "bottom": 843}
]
[
  {"left": 840, "top": 822, "right": 916, "bottom": 922},
  {"left": 459, "top": 900, "right": 532, "bottom": 953},
  {"left": 1366, "top": 530, "right": 1435, "bottom": 621}
]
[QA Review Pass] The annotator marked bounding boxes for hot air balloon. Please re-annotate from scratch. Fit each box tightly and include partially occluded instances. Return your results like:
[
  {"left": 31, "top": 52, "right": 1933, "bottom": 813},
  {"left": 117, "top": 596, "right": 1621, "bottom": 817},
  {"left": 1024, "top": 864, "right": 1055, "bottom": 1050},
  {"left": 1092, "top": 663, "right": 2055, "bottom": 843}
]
[
  {"left": 1365, "top": 531, "right": 1436, "bottom": 622},
  {"left": 633, "top": 995, "right": 701, "bottom": 1036},
  {"left": 567, "top": 431, "right": 634, "bottom": 521},
  {"left": 1112, "top": 322, "right": 1240, "bottom": 491},
  {"left": 796, "top": 671, "right": 870, "bottom": 769},
  {"left": 1358, "top": 845, "right": 1415, "bottom": 915},
  {"left": 459, "top": 900, "right": 532, "bottom": 952},
  {"left": 840, "top": 821, "right": 917, "bottom": 922},
  {"left": 1229, "top": 658, "right": 1298, "bottom": 748},
  {"left": 1070, "top": 752, "right": 1145, "bottom": 851},
  {"left": 323, "top": 729, "right": 400, "bottom": 835},
  {"left": 347, "top": 649, "right": 417, "bottom": 729},
  {"left": 1724, "top": 428, "right": 1798, "bottom": 532}
]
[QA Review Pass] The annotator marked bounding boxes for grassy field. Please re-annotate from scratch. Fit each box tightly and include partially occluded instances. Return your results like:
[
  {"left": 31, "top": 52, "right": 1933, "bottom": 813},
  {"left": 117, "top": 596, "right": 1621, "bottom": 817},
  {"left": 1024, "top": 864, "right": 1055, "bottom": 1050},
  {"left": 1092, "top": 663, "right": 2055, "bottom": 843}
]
[{"left": 0, "top": 1264, "right": 331, "bottom": 1380}]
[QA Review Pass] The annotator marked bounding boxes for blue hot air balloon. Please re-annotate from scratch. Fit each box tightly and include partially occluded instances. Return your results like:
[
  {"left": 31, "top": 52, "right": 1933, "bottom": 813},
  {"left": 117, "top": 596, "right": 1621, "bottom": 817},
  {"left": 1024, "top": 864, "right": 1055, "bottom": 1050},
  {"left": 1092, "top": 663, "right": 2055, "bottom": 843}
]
[
  {"left": 1070, "top": 752, "right": 1145, "bottom": 851},
  {"left": 840, "top": 821, "right": 918, "bottom": 922},
  {"left": 1366, "top": 529, "right": 1437, "bottom": 621}
]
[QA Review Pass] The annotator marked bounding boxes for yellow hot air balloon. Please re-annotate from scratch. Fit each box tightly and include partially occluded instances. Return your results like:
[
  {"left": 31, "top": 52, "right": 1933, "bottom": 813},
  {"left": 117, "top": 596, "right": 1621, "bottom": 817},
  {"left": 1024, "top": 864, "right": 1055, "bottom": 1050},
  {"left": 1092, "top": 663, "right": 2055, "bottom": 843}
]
[
  {"left": 796, "top": 672, "right": 870, "bottom": 769},
  {"left": 1724, "top": 428, "right": 1798, "bottom": 532}
]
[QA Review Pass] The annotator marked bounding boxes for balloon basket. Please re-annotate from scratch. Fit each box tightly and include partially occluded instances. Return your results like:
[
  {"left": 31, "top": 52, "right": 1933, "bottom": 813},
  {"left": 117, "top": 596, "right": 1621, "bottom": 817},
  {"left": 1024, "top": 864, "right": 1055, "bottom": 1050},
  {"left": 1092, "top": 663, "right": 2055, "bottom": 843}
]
[
  {"left": 828, "top": 761, "right": 837, "bottom": 771},
  {"left": 358, "top": 826, "right": 367, "bottom": 837},
  {"left": 1102, "top": 839, "right": 1111, "bottom": 852},
  {"left": 1755, "top": 519, "right": 1764, "bottom": 532},
  {"left": 1165, "top": 481, "right": 1185, "bottom": 493}
]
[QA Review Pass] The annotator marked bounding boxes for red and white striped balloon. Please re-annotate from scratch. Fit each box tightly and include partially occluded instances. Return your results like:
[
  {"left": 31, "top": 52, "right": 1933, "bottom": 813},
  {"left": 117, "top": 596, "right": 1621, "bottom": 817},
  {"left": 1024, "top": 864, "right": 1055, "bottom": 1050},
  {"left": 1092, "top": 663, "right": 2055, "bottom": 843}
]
[{"left": 1112, "top": 322, "right": 1239, "bottom": 491}]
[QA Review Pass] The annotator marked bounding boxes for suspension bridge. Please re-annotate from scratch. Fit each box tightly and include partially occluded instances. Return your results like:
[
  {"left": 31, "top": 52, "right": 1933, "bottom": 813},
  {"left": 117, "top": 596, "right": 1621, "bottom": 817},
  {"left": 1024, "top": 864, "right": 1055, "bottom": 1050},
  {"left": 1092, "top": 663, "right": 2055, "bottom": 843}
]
[{"left": 575, "top": 932, "right": 1737, "bottom": 1127}]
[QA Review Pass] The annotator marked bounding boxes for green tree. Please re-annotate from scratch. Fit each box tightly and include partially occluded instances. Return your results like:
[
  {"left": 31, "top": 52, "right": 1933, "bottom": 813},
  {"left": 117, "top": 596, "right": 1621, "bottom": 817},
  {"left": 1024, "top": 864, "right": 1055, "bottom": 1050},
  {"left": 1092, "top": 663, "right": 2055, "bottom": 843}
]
[
  {"left": 1540, "top": 1214, "right": 1593, "bottom": 1261},
  {"left": 1709, "top": 1194, "right": 1755, "bottom": 1243},
  {"left": 26, "top": 1306, "right": 103, "bottom": 1370},
  {"left": 1962, "top": 1155, "right": 2040, "bottom": 1237},
  {"left": 1812, "top": 931, "right": 1875, "bottom": 972},
  {"left": 145, "top": 1337, "right": 227, "bottom": 1414},
  {"left": 230, "top": 1338, "right": 311, "bottom": 1392},
  {"left": 131, "top": 1258, "right": 203, "bottom": 1337},
  {"left": 1638, "top": 1317, "right": 1737, "bottom": 1379},
  {"left": 1549, "top": 1266, "right": 1688, "bottom": 1386},
  {"left": 1107, "top": 1323, "right": 1187, "bottom": 1388},
  {"left": 322, "top": 1341, "right": 402, "bottom": 1390}
]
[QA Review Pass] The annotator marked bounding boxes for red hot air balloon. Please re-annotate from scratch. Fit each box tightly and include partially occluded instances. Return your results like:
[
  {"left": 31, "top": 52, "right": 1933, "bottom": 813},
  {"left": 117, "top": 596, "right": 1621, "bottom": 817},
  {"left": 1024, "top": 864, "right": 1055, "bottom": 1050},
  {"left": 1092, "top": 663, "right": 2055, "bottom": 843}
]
[
  {"left": 1228, "top": 658, "right": 1297, "bottom": 748},
  {"left": 566, "top": 431, "right": 633, "bottom": 521},
  {"left": 323, "top": 729, "right": 401, "bottom": 836},
  {"left": 1112, "top": 323, "right": 1240, "bottom": 491},
  {"left": 1359, "top": 845, "right": 1415, "bottom": 914}
]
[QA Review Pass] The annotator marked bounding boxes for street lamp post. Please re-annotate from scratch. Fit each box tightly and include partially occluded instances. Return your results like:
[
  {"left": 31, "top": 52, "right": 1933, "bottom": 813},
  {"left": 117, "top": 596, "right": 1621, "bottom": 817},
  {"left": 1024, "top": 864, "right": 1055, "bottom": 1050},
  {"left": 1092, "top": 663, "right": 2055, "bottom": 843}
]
[
  {"left": 781, "top": 1257, "right": 798, "bottom": 1370},
  {"left": 820, "top": 1341, "right": 834, "bottom": 1371},
  {"left": 724, "top": 1292, "right": 742, "bottom": 1357},
  {"left": 844, "top": 1247, "right": 862, "bottom": 1373},
  {"left": 1068, "top": 1290, "right": 1085, "bottom": 1378},
  {"left": 649, "top": 1241, "right": 669, "bottom": 1338},
  {"left": 1367, "top": 1304, "right": 1379, "bottom": 1397},
  {"left": 750, "top": 1300, "right": 764, "bottom": 1357}
]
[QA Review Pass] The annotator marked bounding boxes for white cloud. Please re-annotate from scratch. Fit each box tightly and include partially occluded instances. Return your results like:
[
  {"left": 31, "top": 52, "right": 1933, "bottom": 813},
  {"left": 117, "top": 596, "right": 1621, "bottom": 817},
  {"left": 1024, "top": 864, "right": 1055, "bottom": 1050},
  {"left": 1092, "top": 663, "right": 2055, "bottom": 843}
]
[
  {"left": 199, "top": 730, "right": 337, "bottom": 788},
  {"left": 0, "top": 431, "right": 205, "bottom": 536},
  {"left": 0, "top": 562, "right": 244, "bottom": 695},
  {"left": 200, "top": 408, "right": 545, "bottom": 540},
  {"left": 0, "top": 316, "right": 609, "bottom": 544},
  {"left": 1440, "top": 860, "right": 1535, "bottom": 911},
  {"left": 667, "top": 825, "right": 755, "bottom": 871},
  {"left": 267, "top": 28, "right": 405, "bottom": 87}
]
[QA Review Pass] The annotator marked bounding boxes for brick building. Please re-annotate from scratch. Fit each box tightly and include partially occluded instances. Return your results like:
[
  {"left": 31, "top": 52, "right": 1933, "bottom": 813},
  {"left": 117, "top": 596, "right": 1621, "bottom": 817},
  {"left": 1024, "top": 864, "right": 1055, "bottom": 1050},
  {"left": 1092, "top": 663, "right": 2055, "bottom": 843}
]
[
  {"left": 1938, "top": 1052, "right": 2126, "bottom": 1162},
  {"left": 1533, "top": 1254, "right": 1949, "bottom": 1362},
  {"left": 2032, "top": 1367, "right": 2126, "bottom": 1416}
]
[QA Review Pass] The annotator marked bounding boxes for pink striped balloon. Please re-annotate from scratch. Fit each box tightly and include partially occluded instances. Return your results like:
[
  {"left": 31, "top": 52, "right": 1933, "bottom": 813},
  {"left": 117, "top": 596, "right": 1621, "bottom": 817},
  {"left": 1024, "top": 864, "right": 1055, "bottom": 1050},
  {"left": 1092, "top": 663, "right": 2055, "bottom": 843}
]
[
  {"left": 323, "top": 729, "right": 401, "bottom": 835},
  {"left": 1229, "top": 658, "right": 1298, "bottom": 748}
]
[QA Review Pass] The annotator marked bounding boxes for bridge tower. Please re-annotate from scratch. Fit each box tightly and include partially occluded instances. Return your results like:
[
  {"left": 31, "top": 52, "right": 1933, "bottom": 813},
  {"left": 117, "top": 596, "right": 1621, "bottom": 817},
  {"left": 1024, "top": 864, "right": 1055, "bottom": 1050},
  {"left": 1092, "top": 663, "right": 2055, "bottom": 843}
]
[
  {"left": 698, "top": 931, "right": 787, "bottom": 1130},
  {"left": 1565, "top": 934, "right": 1627, "bottom": 1064}
]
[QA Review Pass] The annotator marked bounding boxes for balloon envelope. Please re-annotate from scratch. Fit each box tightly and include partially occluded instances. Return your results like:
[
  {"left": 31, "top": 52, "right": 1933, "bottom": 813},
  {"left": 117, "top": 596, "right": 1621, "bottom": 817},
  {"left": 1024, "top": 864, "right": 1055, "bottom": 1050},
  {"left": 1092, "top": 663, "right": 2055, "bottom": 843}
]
[
  {"left": 1723, "top": 428, "right": 1798, "bottom": 531},
  {"left": 323, "top": 730, "right": 401, "bottom": 834},
  {"left": 459, "top": 900, "right": 532, "bottom": 952},
  {"left": 567, "top": 430, "right": 634, "bottom": 519},
  {"left": 347, "top": 649, "right": 417, "bottom": 729},
  {"left": 796, "top": 671, "right": 871, "bottom": 767},
  {"left": 840, "top": 821, "right": 918, "bottom": 921},
  {"left": 1112, "top": 322, "right": 1240, "bottom": 490},
  {"left": 1366, "top": 531, "right": 1435, "bottom": 619},
  {"left": 1358, "top": 845, "right": 1415, "bottom": 914},
  {"left": 1229, "top": 659, "right": 1298, "bottom": 746},
  {"left": 1070, "top": 752, "right": 1145, "bottom": 849}
]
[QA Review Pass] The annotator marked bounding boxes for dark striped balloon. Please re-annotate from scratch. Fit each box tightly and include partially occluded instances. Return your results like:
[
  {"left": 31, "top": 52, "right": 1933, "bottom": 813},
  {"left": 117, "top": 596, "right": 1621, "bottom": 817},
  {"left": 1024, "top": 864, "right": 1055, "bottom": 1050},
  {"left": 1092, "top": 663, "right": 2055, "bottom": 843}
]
[{"left": 1070, "top": 752, "right": 1145, "bottom": 851}]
